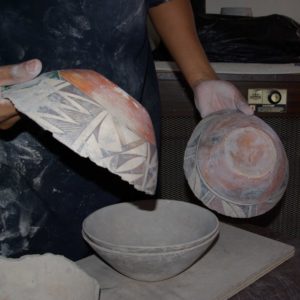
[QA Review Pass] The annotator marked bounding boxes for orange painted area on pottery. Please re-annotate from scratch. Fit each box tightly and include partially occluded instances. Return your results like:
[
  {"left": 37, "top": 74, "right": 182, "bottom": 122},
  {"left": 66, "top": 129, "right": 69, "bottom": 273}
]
[
  {"left": 185, "top": 110, "right": 289, "bottom": 218},
  {"left": 223, "top": 127, "right": 276, "bottom": 178},
  {"left": 198, "top": 112, "right": 287, "bottom": 205},
  {"left": 2, "top": 69, "right": 158, "bottom": 194},
  {"left": 60, "top": 69, "right": 156, "bottom": 145}
]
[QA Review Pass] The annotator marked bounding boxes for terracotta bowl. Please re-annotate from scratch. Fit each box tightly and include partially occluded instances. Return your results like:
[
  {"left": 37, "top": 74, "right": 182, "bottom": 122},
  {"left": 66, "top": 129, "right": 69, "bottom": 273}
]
[
  {"left": 82, "top": 199, "right": 219, "bottom": 281},
  {"left": 2, "top": 70, "right": 158, "bottom": 195},
  {"left": 184, "top": 110, "right": 289, "bottom": 218}
]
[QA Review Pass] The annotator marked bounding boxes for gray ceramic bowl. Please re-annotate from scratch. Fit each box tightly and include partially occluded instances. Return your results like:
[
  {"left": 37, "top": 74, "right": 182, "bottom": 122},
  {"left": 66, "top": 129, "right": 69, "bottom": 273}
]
[
  {"left": 82, "top": 199, "right": 219, "bottom": 281},
  {"left": 82, "top": 230, "right": 218, "bottom": 281},
  {"left": 82, "top": 199, "right": 219, "bottom": 253}
]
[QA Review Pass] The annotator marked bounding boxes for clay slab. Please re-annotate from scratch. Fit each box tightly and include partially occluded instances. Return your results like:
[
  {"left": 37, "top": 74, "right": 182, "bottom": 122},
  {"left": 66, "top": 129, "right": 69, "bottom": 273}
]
[{"left": 0, "top": 253, "right": 100, "bottom": 300}]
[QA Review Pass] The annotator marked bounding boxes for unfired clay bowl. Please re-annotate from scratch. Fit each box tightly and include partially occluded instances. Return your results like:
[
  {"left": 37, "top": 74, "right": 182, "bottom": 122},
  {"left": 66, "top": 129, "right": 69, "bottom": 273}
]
[
  {"left": 82, "top": 199, "right": 219, "bottom": 281},
  {"left": 0, "top": 254, "right": 100, "bottom": 300},
  {"left": 82, "top": 230, "right": 218, "bottom": 282},
  {"left": 2, "top": 70, "right": 158, "bottom": 194},
  {"left": 82, "top": 199, "right": 219, "bottom": 253},
  {"left": 184, "top": 110, "right": 289, "bottom": 218}
]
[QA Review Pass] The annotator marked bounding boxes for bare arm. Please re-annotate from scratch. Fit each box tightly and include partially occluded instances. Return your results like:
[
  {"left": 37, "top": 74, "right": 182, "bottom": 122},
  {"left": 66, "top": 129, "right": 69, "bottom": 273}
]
[
  {"left": 149, "top": 0, "right": 217, "bottom": 88},
  {"left": 149, "top": 0, "right": 253, "bottom": 117}
]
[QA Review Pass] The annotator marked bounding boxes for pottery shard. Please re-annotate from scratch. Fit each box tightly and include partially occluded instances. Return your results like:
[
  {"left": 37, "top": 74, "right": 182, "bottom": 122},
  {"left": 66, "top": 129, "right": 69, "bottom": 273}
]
[{"left": 0, "top": 253, "right": 100, "bottom": 300}]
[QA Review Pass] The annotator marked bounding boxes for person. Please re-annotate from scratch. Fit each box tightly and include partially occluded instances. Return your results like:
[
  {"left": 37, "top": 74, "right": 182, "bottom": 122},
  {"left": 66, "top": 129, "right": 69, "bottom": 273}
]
[{"left": 0, "top": 0, "right": 253, "bottom": 260}]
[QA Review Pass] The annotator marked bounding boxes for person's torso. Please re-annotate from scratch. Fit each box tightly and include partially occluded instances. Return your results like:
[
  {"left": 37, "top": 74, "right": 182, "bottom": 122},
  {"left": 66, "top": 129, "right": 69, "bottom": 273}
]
[{"left": 0, "top": 0, "right": 156, "bottom": 100}]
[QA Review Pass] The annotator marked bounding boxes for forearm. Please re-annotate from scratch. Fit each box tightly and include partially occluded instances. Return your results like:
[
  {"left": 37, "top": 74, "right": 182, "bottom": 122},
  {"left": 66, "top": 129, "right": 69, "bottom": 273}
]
[{"left": 149, "top": 0, "right": 218, "bottom": 87}]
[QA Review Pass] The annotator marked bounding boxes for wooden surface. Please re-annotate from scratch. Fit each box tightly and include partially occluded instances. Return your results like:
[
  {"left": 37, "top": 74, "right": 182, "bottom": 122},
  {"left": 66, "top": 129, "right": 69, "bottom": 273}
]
[{"left": 78, "top": 223, "right": 294, "bottom": 300}]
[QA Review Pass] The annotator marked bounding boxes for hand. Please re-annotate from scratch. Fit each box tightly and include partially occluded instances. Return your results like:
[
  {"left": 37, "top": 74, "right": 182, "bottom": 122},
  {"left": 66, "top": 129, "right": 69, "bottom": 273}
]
[
  {"left": 0, "top": 59, "right": 42, "bottom": 129},
  {"left": 193, "top": 80, "right": 254, "bottom": 118}
]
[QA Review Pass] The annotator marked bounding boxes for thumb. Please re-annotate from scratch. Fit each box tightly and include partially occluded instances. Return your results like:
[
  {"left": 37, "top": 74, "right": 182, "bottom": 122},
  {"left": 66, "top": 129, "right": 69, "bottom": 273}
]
[
  {"left": 0, "top": 59, "right": 42, "bottom": 86},
  {"left": 237, "top": 98, "right": 254, "bottom": 115}
]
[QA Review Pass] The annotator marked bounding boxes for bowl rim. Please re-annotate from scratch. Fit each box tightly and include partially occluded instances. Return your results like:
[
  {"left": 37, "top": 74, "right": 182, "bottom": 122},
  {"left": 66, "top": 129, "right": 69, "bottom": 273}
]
[
  {"left": 82, "top": 199, "right": 220, "bottom": 250},
  {"left": 82, "top": 230, "right": 219, "bottom": 256},
  {"left": 83, "top": 223, "right": 220, "bottom": 252}
]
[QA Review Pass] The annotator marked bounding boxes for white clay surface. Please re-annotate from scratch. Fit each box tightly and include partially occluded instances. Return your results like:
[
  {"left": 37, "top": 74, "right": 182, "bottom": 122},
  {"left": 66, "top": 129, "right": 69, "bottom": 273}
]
[{"left": 0, "top": 253, "right": 100, "bottom": 300}]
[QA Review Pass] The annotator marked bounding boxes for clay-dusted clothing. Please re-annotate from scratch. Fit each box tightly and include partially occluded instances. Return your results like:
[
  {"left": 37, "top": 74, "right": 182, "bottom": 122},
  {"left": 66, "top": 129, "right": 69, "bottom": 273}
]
[
  {"left": 0, "top": 0, "right": 162, "bottom": 137},
  {"left": 0, "top": 0, "right": 165, "bottom": 259}
]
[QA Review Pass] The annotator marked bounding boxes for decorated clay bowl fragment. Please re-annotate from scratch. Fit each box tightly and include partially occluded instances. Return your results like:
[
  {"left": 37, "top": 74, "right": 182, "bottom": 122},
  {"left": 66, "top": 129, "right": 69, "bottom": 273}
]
[
  {"left": 2, "top": 70, "right": 158, "bottom": 194},
  {"left": 184, "top": 110, "right": 289, "bottom": 218}
]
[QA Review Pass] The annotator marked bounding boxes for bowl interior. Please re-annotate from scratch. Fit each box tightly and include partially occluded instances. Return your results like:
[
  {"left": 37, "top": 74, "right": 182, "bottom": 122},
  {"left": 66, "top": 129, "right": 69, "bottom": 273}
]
[{"left": 83, "top": 199, "right": 219, "bottom": 248}]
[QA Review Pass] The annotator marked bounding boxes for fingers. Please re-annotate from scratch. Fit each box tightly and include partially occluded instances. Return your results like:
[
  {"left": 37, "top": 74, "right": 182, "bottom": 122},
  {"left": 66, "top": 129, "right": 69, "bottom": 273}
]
[
  {"left": 0, "top": 99, "right": 17, "bottom": 120},
  {"left": 0, "top": 98, "right": 18, "bottom": 129},
  {"left": 0, "top": 59, "right": 42, "bottom": 86},
  {"left": 194, "top": 79, "right": 254, "bottom": 117},
  {"left": 0, "top": 59, "right": 42, "bottom": 129},
  {"left": 236, "top": 97, "right": 254, "bottom": 115},
  {"left": 0, "top": 115, "right": 21, "bottom": 130}
]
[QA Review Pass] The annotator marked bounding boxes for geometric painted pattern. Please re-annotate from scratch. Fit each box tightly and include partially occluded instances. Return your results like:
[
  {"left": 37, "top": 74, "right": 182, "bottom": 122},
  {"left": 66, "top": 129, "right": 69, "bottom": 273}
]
[
  {"left": 183, "top": 121, "right": 252, "bottom": 218},
  {"left": 3, "top": 70, "right": 158, "bottom": 194},
  {"left": 183, "top": 110, "right": 288, "bottom": 218}
]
